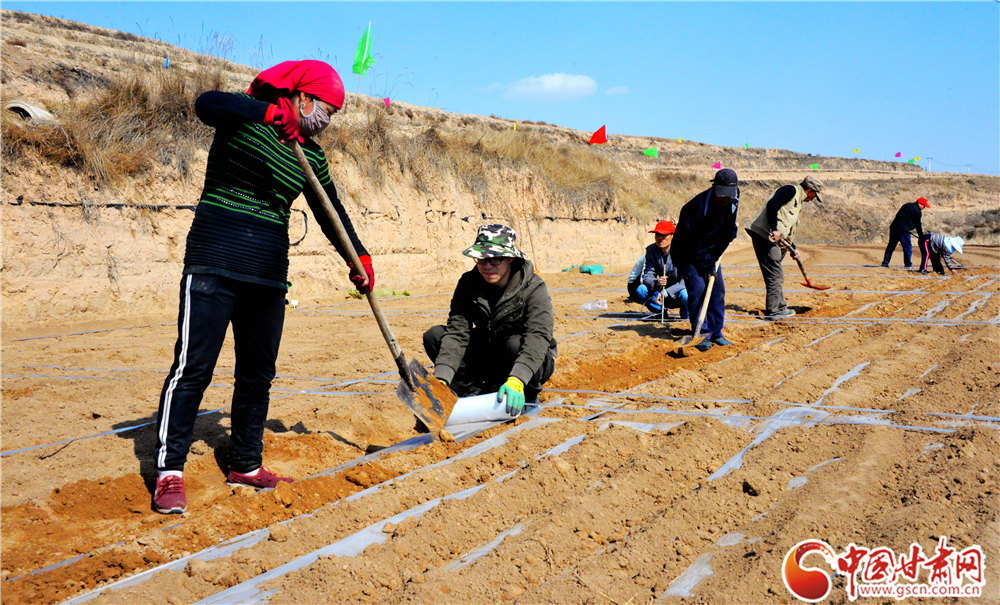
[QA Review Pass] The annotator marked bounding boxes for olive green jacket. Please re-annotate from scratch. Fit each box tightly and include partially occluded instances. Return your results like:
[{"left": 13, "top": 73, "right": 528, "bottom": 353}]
[{"left": 434, "top": 260, "right": 556, "bottom": 386}]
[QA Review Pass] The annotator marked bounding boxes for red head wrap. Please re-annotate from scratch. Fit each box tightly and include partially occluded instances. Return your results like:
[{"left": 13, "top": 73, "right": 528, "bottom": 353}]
[{"left": 247, "top": 60, "right": 345, "bottom": 109}]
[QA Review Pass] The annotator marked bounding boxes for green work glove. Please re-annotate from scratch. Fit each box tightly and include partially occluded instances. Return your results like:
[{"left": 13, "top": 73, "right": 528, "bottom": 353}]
[{"left": 498, "top": 377, "right": 525, "bottom": 417}]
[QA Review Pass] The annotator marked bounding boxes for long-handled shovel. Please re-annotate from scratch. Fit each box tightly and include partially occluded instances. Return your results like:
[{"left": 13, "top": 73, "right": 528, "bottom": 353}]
[
  {"left": 782, "top": 241, "right": 829, "bottom": 291},
  {"left": 292, "top": 142, "right": 456, "bottom": 436},
  {"left": 677, "top": 259, "right": 721, "bottom": 352}
]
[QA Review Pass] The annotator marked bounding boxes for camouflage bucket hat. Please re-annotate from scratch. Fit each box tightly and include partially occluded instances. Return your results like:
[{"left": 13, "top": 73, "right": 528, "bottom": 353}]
[{"left": 462, "top": 224, "right": 526, "bottom": 260}]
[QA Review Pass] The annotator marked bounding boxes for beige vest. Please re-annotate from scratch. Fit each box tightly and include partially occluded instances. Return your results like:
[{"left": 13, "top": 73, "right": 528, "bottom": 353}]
[{"left": 748, "top": 184, "right": 806, "bottom": 242}]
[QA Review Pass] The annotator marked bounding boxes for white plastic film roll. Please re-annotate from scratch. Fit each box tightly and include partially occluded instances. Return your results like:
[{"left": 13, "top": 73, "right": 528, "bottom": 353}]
[{"left": 445, "top": 392, "right": 523, "bottom": 427}]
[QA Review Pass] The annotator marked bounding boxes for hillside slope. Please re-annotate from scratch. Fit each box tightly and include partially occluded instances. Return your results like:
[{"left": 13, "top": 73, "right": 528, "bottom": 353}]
[{"left": 2, "top": 9, "right": 997, "bottom": 328}]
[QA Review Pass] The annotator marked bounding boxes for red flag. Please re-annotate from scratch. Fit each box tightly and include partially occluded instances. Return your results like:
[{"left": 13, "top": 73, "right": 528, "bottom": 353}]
[
  {"left": 895, "top": 152, "right": 902, "bottom": 158},
  {"left": 712, "top": 162, "right": 721, "bottom": 169},
  {"left": 589, "top": 125, "right": 607, "bottom": 145}
]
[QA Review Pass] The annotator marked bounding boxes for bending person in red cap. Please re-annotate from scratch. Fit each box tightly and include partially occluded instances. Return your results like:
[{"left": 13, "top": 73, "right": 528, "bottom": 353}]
[
  {"left": 152, "top": 61, "right": 373, "bottom": 515},
  {"left": 882, "top": 197, "right": 928, "bottom": 268},
  {"left": 626, "top": 221, "right": 688, "bottom": 318}
]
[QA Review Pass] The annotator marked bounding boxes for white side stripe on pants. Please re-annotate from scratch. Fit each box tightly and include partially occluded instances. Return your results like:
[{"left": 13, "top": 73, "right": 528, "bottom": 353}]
[{"left": 157, "top": 275, "right": 193, "bottom": 468}]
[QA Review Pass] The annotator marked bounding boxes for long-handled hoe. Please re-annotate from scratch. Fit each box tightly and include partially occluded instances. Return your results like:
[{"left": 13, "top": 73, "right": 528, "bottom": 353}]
[
  {"left": 292, "top": 142, "right": 456, "bottom": 436},
  {"left": 781, "top": 241, "right": 829, "bottom": 291},
  {"left": 677, "top": 259, "right": 721, "bottom": 353}
]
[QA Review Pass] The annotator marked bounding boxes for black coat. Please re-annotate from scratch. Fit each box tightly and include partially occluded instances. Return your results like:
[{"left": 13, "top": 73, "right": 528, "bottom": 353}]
[
  {"left": 890, "top": 201, "right": 923, "bottom": 237},
  {"left": 671, "top": 189, "right": 739, "bottom": 274}
]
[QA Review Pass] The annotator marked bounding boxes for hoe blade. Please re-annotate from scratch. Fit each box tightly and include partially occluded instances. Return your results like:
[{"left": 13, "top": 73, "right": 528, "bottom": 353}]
[{"left": 801, "top": 280, "right": 830, "bottom": 291}]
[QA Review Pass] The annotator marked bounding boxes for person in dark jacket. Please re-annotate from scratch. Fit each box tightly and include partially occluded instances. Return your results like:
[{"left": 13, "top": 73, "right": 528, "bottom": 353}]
[
  {"left": 671, "top": 168, "right": 740, "bottom": 352},
  {"left": 882, "top": 197, "right": 928, "bottom": 268},
  {"left": 424, "top": 224, "right": 557, "bottom": 415},
  {"left": 636, "top": 220, "right": 688, "bottom": 317},
  {"left": 151, "top": 61, "right": 374, "bottom": 515}
]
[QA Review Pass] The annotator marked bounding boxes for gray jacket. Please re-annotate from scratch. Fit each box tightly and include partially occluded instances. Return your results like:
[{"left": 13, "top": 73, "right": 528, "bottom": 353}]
[{"left": 434, "top": 260, "right": 557, "bottom": 386}]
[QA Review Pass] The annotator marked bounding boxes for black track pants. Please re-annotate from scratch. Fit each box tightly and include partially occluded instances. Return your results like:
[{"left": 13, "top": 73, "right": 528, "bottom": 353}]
[{"left": 154, "top": 274, "right": 285, "bottom": 473}]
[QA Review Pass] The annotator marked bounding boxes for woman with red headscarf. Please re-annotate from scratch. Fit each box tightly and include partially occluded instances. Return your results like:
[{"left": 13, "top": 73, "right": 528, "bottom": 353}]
[{"left": 152, "top": 61, "right": 373, "bottom": 515}]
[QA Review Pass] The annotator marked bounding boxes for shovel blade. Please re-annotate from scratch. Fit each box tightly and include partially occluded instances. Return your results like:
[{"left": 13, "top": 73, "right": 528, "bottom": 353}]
[
  {"left": 677, "top": 334, "right": 697, "bottom": 346},
  {"left": 396, "top": 360, "right": 457, "bottom": 436}
]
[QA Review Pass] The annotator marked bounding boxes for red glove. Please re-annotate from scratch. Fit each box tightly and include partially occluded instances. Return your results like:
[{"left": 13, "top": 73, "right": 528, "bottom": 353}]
[
  {"left": 349, "top": 255, "right": 375, "bottom": 294},
  {"left": 264, "top": 104, "right": 300, "bottom": 143}
]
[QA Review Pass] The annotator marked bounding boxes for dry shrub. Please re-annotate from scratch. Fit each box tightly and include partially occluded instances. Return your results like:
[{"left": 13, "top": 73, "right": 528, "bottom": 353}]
[
  {"left": 1, "top": 64, "right": 224, "bottom": 186},
  {"left": 321, "top": 101, "right": 638, "bottom": 217}
]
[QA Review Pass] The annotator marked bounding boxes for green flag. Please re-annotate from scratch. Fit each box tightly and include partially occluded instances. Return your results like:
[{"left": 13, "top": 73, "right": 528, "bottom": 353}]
[
  {"left": 643, "top": 147, "right": 658, "bottom": 158},
  {"left": 353, "top": 23, "right": 375, "bottom": 76},
  {"left": 810, "top": 163, "right": 819, "bottom": 170},
  {"left": 908, "top": 159, "right": 915, "bottom": 164},
  {"left": 745, "top": 143, "right": 749, "bottom": 149}
]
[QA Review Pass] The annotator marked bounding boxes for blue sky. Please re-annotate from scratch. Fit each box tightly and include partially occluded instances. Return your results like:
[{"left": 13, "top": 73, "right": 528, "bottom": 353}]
[{"left": 7, "top": 2, "right": 999, "bottom": 174}]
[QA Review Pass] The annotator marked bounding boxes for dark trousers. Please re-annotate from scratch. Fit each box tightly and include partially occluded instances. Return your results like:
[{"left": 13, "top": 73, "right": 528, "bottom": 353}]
[
  {"left": 749, "top": 231, "right": 789, "bottom": 315},
  {"left": 681, "top": 264, "right": 726, "bottom": 339},
  {"left": 155, "top": 274, "right": 285, "bottom": 473},
  {"left": 882, "top": 231, "right": 913, "bottom": 267},
  {"left": 423, "top": 325, "right": 555, "bottom": 403},
  {"left": 918, "top": 234, "right": 944, "bottom": 273}
]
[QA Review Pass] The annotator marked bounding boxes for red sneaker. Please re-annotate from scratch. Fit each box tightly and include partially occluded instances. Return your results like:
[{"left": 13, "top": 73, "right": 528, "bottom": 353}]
[
  {"left": 153, "top": 475, "right": 187, "bottom": 514},
  {"left": 226, "top": 467, "right": 294, "bottom": 489}
]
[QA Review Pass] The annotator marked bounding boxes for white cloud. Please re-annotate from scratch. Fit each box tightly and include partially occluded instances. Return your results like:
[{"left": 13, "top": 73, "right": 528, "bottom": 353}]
[
  {"left": 604, "top": 85, "right": 629, "bottom": 96},
  {"left": 480, "top": 82, "right": 503, "bottom": 94},
  {"left": 503, "top": 73, "right": 598, "bottom": 102}
]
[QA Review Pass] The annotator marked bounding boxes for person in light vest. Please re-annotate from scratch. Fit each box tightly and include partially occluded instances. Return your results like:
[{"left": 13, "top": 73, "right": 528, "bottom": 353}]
[{"left": 745, "top": 175, "right": 824, "bottom": 320}]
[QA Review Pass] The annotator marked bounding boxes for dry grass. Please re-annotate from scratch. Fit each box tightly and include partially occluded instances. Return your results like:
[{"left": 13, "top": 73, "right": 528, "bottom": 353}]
[
  {"left": 320, "top": 99, "right": 662, "bottom": 219},
  {"left": 1, "top": 65, "right": 223, "bottom": 187}
]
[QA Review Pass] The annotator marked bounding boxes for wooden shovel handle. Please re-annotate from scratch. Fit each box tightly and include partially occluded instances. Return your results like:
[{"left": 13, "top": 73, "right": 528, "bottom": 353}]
[
  {"left": 690, "top": 259, "right": 721, "bottom": 337},
  {"left": 291, "top": 142, "right": 412, "bottom": 387},
  {"left": 781, "top": 240, "right": 813, "bottom": 284}
]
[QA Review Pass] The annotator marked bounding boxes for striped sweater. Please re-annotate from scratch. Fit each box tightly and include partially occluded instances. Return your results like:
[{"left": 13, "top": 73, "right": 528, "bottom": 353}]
[{"left": 184, "top": 91, "right": 367, "bottom": 289}]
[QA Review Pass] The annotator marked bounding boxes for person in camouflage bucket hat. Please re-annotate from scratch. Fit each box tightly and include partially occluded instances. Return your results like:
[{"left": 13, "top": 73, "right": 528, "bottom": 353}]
[
  {"left": 424, "top": 224, "right": 556, "bottom": 417},
  {"left": 461, "top": 224, "right": 527, "bottom": 260}
]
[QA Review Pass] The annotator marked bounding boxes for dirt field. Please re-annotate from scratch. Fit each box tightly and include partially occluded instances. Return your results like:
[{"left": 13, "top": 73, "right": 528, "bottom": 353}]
[{"left": 2, "top": 244, "right": 997, "bottom": 605}]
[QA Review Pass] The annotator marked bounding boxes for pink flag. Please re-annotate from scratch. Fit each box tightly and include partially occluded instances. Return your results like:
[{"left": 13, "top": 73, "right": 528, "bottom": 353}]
[
  {"left": 384, "top": 97, "right": 391, "bottom": 108},
  {"left": 895, "top": 152, "right": 902, "bottom": 158},
  {"left": 712, "top": 162, "right": 721, "bottom": 169}
]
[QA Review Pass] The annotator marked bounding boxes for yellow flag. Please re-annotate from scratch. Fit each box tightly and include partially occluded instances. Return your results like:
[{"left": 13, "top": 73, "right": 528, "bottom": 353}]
[
  {"left": 914, "top": 156, "right": 920, "bottom": 161},
  {"left": 853, "top": 148, "right": 859, "bottom": 153},
  {"left": 678, "top": 137, "right": 682, "bottom": 143}
]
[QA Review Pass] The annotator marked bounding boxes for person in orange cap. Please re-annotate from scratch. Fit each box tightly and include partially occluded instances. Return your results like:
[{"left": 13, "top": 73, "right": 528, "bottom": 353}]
[
  {"left": 625, "top": 220, "right": 688, "bottom": 318},
  {"left": 882, "top": 197, "right": 928, "bottom": 268}
]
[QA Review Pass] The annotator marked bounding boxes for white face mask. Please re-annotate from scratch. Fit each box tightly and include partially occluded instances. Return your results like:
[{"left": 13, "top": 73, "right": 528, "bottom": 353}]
[{"left": 299, "top": 96, "right": 330, "bottom": 138}]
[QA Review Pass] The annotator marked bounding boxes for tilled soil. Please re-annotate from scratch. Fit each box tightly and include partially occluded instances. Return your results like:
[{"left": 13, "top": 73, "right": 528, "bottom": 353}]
[{"left": 2, "top": 244, "right": 998, "bottom": 605}]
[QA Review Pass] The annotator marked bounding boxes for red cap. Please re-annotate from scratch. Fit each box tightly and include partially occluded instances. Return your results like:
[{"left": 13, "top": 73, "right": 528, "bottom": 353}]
[
  {"left": 649, "top": 220, "right": 676, "bottom": 235},
  {"left": 917, "top": 197, "right": 929, "bottom": 208}
]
